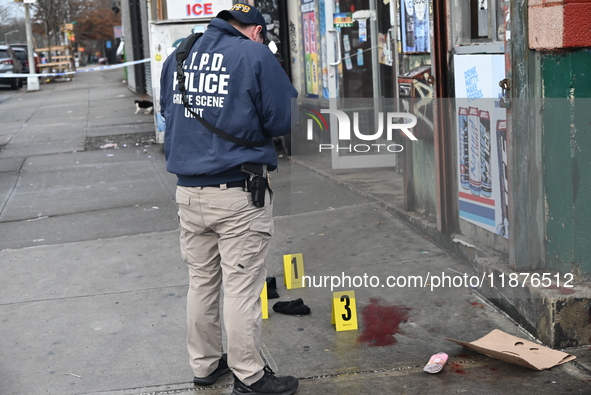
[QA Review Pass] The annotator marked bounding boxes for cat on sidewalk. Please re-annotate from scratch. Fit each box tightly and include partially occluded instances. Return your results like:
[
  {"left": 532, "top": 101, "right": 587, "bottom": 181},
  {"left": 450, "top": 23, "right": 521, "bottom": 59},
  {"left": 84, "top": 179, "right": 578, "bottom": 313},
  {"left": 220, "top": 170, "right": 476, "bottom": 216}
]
[{"left": 134, "top": 100, "right": 153, "bottom": 114}]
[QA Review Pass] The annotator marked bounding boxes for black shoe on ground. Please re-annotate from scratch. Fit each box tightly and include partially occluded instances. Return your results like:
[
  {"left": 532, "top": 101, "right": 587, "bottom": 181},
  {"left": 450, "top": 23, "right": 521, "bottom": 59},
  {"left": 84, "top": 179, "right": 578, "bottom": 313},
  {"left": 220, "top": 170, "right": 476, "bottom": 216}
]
[
  {"left": 266, "top": 276, "right": 280, "bottom": 299},
  {"left": 231, "top": 366, "right": 298, "bottom": 395},
  {"left": 193, "top": 354, "right": 231, "bottom": 385}
]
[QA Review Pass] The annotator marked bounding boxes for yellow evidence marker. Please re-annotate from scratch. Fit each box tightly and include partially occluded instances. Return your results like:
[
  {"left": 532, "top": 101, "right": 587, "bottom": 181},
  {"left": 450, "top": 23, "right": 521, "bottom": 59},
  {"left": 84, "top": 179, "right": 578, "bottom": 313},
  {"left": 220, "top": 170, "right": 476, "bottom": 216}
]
[
  {"left": 283, "top": 253, "right": 305, "bottom": 289},
  {"left": 260, "top": 281, "right": 268, "bottom": 319},
  {"left": 331, "top": 290, "right": 358, "bottom": 331}
]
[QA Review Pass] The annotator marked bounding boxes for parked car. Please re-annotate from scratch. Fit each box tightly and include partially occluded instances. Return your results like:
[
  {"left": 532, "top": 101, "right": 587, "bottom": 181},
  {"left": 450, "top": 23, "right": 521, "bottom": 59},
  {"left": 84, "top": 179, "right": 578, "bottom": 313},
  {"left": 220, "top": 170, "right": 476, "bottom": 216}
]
[
  {"left": 11, "top": 46, "right": 40, "bottom": 74},
  {"left": 0, "top": 45, "right": 24, "bottom": 89}
]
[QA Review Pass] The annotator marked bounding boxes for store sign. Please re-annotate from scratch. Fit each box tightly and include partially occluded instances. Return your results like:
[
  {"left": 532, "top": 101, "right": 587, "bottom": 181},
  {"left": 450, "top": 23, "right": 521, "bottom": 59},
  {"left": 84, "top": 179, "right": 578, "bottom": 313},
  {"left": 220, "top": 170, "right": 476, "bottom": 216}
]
[
  {"left": 166, "top": 0, "right": 232, "bottom": 20},
  {"left": 333, "top": 12, "right": 354, "bottom": 28}
]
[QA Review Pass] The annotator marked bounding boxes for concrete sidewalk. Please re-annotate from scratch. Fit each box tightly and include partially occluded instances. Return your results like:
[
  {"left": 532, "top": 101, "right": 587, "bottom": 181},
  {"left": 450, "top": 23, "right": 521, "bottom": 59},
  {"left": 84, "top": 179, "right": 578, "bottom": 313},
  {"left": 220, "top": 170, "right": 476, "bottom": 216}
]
[{"left": 0, "top": 69, "right": 590, "bottom": 395}]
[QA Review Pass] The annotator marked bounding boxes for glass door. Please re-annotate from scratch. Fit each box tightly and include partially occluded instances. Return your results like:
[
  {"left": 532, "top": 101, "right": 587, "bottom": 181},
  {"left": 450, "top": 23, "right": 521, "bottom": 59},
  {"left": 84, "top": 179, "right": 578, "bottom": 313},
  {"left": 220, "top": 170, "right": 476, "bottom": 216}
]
[
  {"left": 337, "top": 0, "right": 377, "bottom": 98},
  {"left": 325, "top": 0, "right": 400, "bottom": 169}
]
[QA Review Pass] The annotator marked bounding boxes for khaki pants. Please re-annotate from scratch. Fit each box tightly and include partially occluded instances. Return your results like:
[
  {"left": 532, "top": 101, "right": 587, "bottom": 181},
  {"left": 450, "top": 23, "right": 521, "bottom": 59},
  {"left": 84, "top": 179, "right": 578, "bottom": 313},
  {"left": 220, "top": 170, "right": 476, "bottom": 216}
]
[{"left": 176, "top": 185, "right": 273, "bottom": 385}]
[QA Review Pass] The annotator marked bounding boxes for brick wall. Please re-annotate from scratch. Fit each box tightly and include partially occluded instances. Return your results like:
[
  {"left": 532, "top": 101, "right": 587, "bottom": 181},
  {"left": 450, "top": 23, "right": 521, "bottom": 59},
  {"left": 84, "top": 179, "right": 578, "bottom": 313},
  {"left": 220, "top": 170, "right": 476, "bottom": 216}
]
[{"left": 529, "top": 0, "right": 591, "bottom": 50}]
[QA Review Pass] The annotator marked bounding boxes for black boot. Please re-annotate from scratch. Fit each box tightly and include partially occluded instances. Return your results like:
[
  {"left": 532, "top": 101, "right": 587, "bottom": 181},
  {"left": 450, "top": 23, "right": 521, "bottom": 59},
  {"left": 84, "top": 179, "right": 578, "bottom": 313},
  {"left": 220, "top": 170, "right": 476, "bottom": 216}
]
[
  {"left": 232, "top": 366, "right": 298, "bottom": 395},
  {"left": 193, "top": 354, "right": 231, "bottom": 385}
]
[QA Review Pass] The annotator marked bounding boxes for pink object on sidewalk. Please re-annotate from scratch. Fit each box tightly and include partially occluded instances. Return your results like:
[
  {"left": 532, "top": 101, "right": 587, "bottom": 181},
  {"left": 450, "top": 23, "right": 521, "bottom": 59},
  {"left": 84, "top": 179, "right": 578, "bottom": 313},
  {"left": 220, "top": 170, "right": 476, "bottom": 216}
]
[{"left": 423, "top": 352, "right": 449, "bottom": 373}]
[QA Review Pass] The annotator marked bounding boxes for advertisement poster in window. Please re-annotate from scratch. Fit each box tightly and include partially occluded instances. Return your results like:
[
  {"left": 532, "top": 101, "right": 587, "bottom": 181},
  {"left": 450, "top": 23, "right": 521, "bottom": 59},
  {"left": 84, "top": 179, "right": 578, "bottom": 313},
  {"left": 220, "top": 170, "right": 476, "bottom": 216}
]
[
  {"left": 318, "top": 0, "right": 330, "bottom": 99},
  {"left": 301, "top": 0, "right": 319, "bottom": 97},
  {"left": 400, "top": 0, "right": 430, "bottom": 53},
  {"left": 453, "top": 54, "right": 509, "bottom": 238}
]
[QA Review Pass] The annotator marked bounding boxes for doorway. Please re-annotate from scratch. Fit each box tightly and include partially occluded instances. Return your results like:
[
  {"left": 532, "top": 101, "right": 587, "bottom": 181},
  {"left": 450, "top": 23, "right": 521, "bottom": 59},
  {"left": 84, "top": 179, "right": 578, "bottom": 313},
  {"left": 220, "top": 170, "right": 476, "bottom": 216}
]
[{"left": 324, "top": 0, "right": 400, "bottom": 169}]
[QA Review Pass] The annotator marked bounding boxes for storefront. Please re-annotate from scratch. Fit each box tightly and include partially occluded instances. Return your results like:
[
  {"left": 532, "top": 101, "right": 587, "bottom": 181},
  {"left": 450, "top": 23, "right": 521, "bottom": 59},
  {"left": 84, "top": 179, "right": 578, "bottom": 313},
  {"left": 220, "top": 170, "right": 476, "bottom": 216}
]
[
  {"left": 288, "top": 0, "right": 439, "bottom": 218},
  {"left": 287, "top": 0, "right": 515, "bottom": 254},
  {"left": 143, "top": 0, "right": 513, "bottom": 256},
  {"left": 134, "top": 0, "right": 591, "bottom": 347}
]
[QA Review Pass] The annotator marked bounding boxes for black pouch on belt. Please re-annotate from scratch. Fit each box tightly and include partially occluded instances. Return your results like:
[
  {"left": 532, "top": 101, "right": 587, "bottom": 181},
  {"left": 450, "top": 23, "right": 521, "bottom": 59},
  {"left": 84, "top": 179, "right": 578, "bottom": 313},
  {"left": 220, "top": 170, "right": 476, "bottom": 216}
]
[{"left": 240, "top": 163, "right": 268, "bottom": 207}]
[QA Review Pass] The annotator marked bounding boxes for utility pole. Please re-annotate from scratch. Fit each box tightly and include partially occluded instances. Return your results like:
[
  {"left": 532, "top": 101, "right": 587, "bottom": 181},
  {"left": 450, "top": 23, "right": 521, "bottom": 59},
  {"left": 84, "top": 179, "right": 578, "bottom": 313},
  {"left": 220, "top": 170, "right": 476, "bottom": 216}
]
[{"left": 24, "top": 1, "right": 39, "bottom": 91}]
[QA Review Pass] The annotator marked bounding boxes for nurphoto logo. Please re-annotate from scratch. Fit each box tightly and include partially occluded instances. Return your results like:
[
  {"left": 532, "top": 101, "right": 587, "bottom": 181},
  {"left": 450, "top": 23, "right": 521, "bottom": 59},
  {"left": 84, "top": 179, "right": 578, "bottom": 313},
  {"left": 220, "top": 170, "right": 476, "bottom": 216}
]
[{"left": 303, "top": 107, "right": 418, "bottom": 153}]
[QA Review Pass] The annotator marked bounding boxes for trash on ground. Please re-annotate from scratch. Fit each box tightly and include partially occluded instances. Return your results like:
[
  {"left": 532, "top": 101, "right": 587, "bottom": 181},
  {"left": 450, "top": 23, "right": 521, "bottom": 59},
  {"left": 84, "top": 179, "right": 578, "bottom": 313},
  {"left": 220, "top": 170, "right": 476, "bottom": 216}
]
[
  {"left": 423, "top": 352, "right": 448, "bottom": 373},
  {"left": 100, "top": 143, "right": 118, "bottom": 149},
  {"left": 273, "top": 298, "right": 311, "bottom": 315},
  {"left": 445, "top": 329, "right": 576, "bottom": 370}
]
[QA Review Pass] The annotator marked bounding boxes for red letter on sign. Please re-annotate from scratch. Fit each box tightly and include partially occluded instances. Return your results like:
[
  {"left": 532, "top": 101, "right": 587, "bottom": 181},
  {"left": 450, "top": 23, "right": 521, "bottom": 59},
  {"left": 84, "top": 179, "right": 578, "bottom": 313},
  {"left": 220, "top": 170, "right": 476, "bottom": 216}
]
[
  {"left": 204, "top": 3, "right": 212, "bottom": 14},
  {"left": 192, "top": 4, "right": 203, "bottom": 15}
]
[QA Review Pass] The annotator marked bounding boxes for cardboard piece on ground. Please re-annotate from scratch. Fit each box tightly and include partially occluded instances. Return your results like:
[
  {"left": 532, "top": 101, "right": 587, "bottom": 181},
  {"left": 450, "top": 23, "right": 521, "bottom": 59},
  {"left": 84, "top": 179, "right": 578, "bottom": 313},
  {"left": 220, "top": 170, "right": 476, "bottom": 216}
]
[{"left": 445, "top": 329, "right": 576, "bottom": 371}]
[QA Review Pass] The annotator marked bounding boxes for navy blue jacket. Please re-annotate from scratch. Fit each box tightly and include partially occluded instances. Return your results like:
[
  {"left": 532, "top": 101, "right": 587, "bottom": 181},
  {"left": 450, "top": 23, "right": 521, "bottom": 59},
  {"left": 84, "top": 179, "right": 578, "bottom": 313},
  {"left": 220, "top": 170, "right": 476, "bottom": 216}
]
[{"left": 160, "top": 18, "right": 298, "bottom": 187}]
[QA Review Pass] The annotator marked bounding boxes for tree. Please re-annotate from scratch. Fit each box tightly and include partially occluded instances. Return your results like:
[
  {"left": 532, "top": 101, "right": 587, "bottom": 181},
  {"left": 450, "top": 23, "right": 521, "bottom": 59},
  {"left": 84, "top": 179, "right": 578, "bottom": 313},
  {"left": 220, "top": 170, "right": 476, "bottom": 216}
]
[
  {"left": 31, "top": 0, "right": 72, "bottom": 48},
  {"left": 30, "top": 0, "right": 120, "bottom": 49},
  {"left": 74, "top": 0, "right": 121, "bottom": 60},
  {"left": 74, "top": 0, "right": 121, "bottom": 44},
  {"left": 0, "top": 4, "right": 13, "bottom": 28},
  {"left": 0, "top": 3, "right": 26, "bottom": 45}
]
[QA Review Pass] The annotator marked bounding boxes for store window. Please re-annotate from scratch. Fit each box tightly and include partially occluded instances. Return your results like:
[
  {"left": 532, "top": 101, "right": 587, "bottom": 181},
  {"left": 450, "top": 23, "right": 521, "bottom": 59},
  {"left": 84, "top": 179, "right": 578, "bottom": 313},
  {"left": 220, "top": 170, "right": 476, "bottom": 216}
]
[{"left": 451, "top": 0, "right": 506, "bottom": 53}]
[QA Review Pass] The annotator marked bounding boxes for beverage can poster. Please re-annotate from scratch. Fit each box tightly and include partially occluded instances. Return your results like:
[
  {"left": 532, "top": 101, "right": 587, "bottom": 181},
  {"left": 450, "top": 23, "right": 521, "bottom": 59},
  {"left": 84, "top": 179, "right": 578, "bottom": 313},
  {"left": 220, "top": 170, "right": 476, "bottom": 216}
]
[{"left": 453, "top": 54, "right": 508, "bottom": 238}]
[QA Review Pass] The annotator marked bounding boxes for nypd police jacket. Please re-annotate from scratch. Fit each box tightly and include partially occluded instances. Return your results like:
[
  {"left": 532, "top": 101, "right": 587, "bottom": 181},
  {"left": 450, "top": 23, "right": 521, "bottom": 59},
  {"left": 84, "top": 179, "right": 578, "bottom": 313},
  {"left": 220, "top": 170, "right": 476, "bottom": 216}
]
[{"left": 160, "top": 18, "right": 298, "bottom": 187}]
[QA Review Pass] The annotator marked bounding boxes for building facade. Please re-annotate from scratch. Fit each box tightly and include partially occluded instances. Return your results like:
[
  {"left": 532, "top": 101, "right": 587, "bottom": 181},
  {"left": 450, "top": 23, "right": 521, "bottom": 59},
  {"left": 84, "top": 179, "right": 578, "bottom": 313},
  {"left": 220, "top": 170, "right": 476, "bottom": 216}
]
[{"left": 125, "top": 0, "right": 591, "bottom": 346}]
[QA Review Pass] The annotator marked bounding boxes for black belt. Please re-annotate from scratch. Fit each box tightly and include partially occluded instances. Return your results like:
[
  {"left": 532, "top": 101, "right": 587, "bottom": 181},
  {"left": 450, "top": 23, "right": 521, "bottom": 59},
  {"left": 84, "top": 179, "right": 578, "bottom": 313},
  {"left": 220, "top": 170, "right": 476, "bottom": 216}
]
[{"left": 202, "top": 180, "right": 246, "bottom": 188}]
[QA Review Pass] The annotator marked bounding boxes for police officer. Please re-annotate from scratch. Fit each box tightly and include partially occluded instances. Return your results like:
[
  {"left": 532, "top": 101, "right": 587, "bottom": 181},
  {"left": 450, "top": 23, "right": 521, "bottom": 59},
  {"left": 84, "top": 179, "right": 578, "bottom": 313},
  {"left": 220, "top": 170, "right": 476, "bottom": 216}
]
[{"left": 159, "top": 3, "right": 298, "bottom": 395}]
